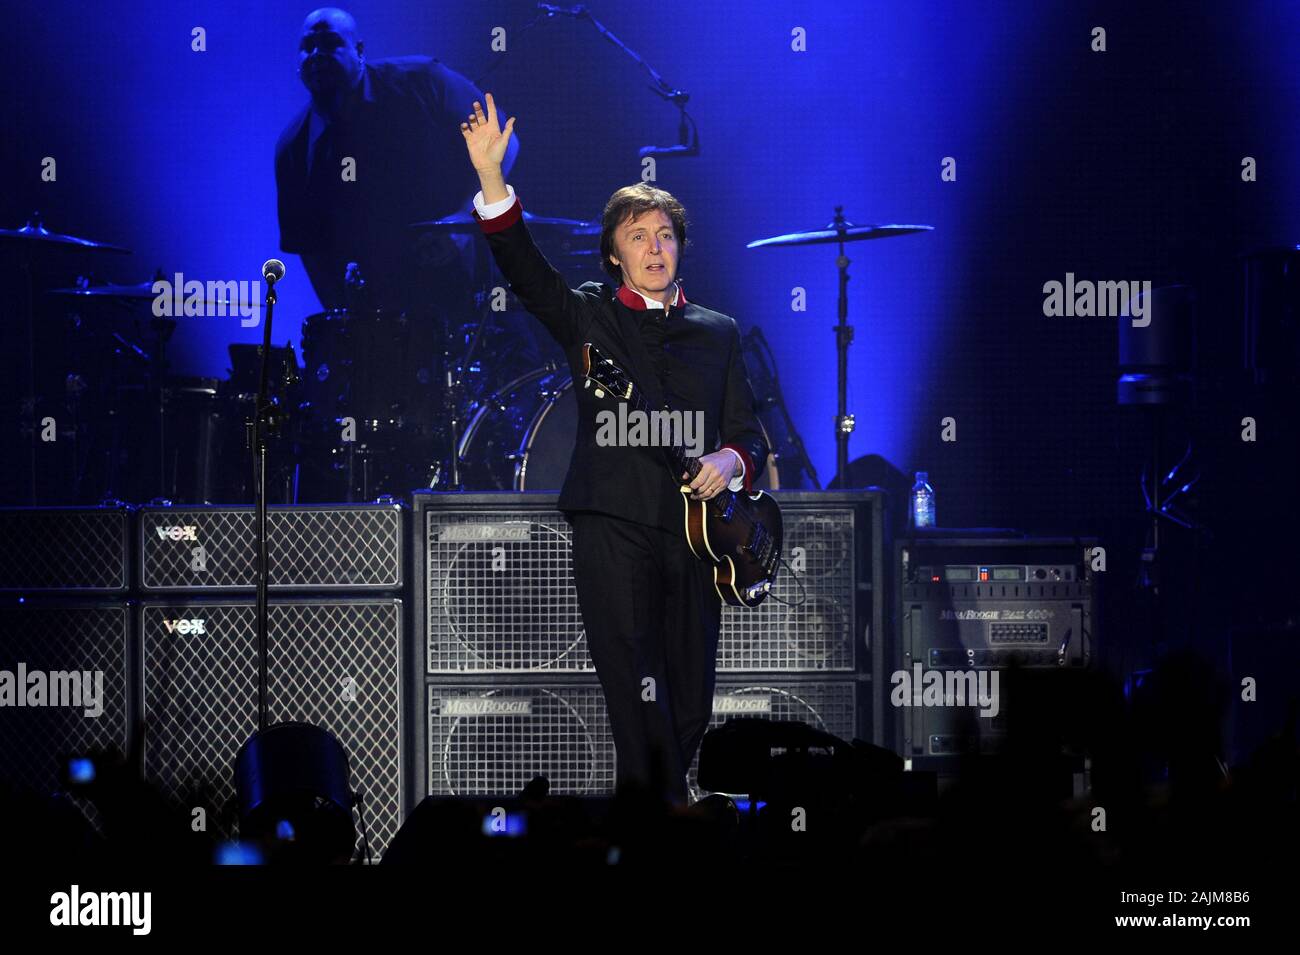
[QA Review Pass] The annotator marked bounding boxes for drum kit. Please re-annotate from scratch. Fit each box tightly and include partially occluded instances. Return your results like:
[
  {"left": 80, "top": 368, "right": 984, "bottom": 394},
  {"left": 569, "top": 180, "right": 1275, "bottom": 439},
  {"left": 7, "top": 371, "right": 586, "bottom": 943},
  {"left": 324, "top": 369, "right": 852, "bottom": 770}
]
[
  {"left": 1, "top": 208, "right": 600, "bottom": 506},
  {"left": 3, "top": 203, "right": 930, "bottom": 507}
]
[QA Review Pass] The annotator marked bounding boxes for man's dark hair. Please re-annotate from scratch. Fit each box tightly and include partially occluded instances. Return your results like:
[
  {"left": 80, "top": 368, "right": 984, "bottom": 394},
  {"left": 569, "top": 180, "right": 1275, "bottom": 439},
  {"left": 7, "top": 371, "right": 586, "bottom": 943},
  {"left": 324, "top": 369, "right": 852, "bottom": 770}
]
[{"left": 599, "top": 183, "right": 689, "bottom": 282}]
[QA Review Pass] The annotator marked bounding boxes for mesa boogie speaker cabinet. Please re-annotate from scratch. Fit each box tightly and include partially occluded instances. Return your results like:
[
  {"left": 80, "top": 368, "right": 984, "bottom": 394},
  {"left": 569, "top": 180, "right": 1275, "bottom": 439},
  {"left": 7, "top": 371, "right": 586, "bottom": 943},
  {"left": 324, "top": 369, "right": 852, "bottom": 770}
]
[
  {"left": 138, "top": 504, "right": 403, "bottom": 592},
  {"left": 893, "top": 536, "right": 1098, "bottom": 764},
  {"left": 425, "top": 681, "right": 617, "bottom": 797},
  {"left": 413, "top": 491, "right": 883, "bottom": 798},
  {"left": 422, "top": 678, "right": 863, "bottom": 800},
  {"left": 139, "top": 597, "right": 404, "bottom": 859},
  {"left": 413, "top": 490, "right": 884, "bottom": 676},
  {"left": 0, "top": 506, "right": 131, "bottom": 593}
]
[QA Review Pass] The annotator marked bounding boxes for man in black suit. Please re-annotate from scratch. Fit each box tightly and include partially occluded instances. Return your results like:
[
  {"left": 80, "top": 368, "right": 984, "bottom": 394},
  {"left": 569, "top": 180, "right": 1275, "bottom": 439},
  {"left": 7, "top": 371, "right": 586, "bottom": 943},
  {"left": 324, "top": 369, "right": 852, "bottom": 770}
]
[
  {"left": 460, "top": 94, "right": 769, "bottom": 806},
  {"left": 275, "top": 7, "right": 520, "bottom": 311}
]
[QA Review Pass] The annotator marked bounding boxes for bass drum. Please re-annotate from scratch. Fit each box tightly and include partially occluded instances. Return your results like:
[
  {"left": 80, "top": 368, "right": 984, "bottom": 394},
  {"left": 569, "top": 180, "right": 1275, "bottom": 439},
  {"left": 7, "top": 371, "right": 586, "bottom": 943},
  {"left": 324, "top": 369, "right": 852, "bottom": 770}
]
[{"left": 458, "top": 366, "right": 577, "bottom": 491}]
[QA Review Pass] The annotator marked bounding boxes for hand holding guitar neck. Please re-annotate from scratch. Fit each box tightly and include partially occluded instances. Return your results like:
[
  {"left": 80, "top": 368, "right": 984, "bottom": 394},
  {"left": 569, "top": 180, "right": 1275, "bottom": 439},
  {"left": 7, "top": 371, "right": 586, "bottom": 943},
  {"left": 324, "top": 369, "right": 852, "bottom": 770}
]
[{"left": 681, "top": 450, "right": 739, "bottom": 500}]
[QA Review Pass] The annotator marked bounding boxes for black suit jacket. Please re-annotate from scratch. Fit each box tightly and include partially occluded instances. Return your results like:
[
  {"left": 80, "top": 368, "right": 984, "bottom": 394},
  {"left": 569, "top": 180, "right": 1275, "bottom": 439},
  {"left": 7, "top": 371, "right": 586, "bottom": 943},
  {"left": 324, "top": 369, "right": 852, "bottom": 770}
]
[{"left": 474, "top": 195, "right": 769, "bottom": 535}]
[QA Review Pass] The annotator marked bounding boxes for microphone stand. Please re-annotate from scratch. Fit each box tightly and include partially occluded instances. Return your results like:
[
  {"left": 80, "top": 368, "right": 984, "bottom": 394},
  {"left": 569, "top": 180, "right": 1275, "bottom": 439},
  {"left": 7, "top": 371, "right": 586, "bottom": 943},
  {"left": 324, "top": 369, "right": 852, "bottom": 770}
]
[
  {"left": 233, "top": 263, "right": 361, "bottom": 862},
  {"left": 831, "top": 207, "right": 854, "bottom": 488},
  {"left": 491, "top": 6, "right": 697, "bottom": 160},
  {"left": 251, "top": 269, "right": 280, "bottom": 731}
]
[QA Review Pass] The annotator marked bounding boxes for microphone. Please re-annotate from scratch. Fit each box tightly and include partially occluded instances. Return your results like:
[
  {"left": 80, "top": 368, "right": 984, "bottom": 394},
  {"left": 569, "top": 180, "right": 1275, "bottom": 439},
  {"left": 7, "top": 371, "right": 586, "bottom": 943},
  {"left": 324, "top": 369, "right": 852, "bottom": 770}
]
[
  {"left": 262, "top": 259, "right": 286, "bottom": 285},
  {"left": 537, "top": 3, "right": 587, "bottom": 17}
]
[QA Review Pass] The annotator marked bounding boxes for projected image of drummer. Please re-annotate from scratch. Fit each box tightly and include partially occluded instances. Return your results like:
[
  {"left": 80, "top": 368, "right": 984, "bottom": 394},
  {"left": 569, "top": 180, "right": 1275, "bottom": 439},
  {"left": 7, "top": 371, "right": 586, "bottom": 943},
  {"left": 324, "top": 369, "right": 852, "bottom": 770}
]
[{"left": 275, "top": 7, "right": 520, "bottom": 312}]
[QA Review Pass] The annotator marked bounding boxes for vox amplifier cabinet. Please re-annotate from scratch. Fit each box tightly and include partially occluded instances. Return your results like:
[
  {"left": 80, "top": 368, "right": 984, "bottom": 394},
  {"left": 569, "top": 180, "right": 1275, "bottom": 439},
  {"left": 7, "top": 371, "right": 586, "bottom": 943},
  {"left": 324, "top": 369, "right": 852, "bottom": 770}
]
[
  {"left": 138, "top": 504, "right": 403, "bottom": 592},
  {"left": 0, "top": 600, "right": 131, "bottom": 810},
  {"left": 0, "top": 506, "right": 131, "bottom": 593},
  {"left": 139, "top": 597, "right": 404, "bottom": 859}
]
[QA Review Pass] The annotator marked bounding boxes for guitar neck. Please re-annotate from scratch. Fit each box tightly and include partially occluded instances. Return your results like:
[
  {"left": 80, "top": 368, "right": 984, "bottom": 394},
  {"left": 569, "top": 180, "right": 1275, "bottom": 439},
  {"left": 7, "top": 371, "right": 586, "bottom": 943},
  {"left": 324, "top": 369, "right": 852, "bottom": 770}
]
[
  {"left": 583, "top": 343, "right": 713, "bottom": 491},
  {"left": 624, "top": 383, "right": 705, "bottom": 487}
]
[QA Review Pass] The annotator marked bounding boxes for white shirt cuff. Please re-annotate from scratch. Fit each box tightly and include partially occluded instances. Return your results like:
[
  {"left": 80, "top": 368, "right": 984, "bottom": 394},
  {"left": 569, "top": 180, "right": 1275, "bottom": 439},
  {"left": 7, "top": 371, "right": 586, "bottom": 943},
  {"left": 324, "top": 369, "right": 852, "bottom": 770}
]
[
  {"left": 474, "top": 184, "right": 517, "bottom": 219},
  {"left": 722, "top": 448, "right": 746, "bottom": 492}
]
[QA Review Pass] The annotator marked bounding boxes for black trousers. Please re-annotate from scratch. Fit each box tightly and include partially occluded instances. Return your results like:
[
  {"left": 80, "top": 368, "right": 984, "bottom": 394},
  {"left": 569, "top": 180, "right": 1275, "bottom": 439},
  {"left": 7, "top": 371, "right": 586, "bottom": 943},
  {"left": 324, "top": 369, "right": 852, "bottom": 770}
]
[{"left": 568, "top": 510, "right": 722, "bottom": 805}]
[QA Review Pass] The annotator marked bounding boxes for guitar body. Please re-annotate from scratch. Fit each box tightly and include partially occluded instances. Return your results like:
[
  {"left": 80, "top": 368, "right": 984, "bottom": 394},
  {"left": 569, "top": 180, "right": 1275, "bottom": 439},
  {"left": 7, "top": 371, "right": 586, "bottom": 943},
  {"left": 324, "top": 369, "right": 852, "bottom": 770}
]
[{"left": 682, "top": 487, "right": 784, "bottom": 607}]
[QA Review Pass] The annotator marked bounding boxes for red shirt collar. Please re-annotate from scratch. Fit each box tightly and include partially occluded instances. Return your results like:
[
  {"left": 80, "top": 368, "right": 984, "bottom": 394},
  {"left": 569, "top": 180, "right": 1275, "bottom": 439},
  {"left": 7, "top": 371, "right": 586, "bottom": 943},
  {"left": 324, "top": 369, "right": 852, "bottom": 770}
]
[{"left": 616, "top": 282, "right": 687, "bottom": 311}]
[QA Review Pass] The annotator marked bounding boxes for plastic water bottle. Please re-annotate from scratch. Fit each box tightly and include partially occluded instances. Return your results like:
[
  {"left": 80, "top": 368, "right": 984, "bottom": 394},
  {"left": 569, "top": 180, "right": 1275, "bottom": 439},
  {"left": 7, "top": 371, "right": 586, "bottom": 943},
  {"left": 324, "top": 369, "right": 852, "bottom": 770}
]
[{"left": 911, "top": 471, "right": 935, "bottom": 530}]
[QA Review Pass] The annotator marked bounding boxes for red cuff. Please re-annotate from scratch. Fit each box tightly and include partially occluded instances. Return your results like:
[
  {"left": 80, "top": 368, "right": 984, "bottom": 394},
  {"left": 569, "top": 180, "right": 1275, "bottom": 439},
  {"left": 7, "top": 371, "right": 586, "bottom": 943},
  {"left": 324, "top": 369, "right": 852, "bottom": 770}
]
[
  {"left": 472, "top": 196, "right": 523, "bottom": 233},
  {"left": 721, "top": 444, "right": 756, "bottom": 494}
]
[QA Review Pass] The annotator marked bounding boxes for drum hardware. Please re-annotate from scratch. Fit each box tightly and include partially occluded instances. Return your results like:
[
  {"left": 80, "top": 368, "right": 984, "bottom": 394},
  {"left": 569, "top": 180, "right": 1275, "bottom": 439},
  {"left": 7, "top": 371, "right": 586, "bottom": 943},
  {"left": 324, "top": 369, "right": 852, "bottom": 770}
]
[
  {"left": 47, "top": 279, "right": 170, "bottom": 299},
  {"left": 440, "top": 308, "right": 485, "bottom": 492},
  {"left": 1, "top": 213, "right": 132, "bottom": 504},
  {"left": 294, "top": 305, "right": 448, "bottom": 501},
  {"left": 740, "top": 326, "right": 809, "bottom": 490},
  {"left": 747, "top": 211, "right": 933, "bottom": 485},
  {"left": 409, "top": 205, "right": 601, "bottom": 492},
  {"left": 457, "top": 362, "right": 577, "bottom": 491},
  {"left": 47, "top": 269, "right": 237, "bottom": 308},
  {"left": 299, "top": 306, "right": 443, "bottom": 430},
  {"left": 38, "top": 269, "right": 249, "bottom": 504},
  {"left": 108, "top": 331, "right": 151, "bottom": 362},
  {"left": 2, "top": 215, "right": 309, "bottom": 507},
  {"left": 5, "top": 205, "right": 607, "bottom": 505},
  {"left": 209, "top": 344, "right": 301, "bottom": 505}
]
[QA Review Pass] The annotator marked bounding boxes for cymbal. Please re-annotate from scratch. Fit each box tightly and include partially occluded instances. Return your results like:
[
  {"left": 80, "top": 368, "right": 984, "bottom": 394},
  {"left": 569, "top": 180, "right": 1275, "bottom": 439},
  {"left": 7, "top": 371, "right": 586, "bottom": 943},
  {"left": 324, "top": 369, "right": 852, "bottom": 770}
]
[
  {"left": 47, "top": 280, "right": 233, "bottom": 307},
  {"left": 411, "top": 209, "right": 600, "bottom": 236},
  {"left": 47, "top": 280, "right": 159, "bottom": 299},
  {"left": 746, "top": 221, "right": 933, "bottom": 249},
  {"left": 0, "top": 217, "right": 131, "bottom": 254}
]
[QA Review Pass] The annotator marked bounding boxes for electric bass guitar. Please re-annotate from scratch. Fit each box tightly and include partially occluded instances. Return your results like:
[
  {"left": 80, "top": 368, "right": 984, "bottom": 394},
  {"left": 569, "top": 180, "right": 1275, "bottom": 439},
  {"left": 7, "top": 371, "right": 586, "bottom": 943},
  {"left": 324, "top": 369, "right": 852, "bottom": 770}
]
[{"left": 579, "top": 342, "right": 783, "bottom": 607}]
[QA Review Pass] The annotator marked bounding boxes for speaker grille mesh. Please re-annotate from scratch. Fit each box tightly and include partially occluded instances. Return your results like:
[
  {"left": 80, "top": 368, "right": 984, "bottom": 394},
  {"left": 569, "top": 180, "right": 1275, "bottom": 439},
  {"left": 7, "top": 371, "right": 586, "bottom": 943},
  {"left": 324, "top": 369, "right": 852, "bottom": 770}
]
[
  {"left": 423, "top": 680, "right": 857, "bottom": 801},
  {"left": 427, "top": 683, "right": 614, "bottom": 796},
  {"left": 141, "top": 599, "right": 402, "bottom": 859},
  {"left": 422, "top": 503, "right": 860, "bottom": 673},
  {"left": 0, "top": 508, "right": 129, "bottom": 591},
  {"left": 140, "top": 506, "right": 401, "bottom": 591},
  {"left": 718, "top": 511, "right": 857, "bottom": 671},
  {"left": 425, "top": 511, "right": 591, "bottom": 672},
  {"left": 0, "top": 603, "right": 129, "bottom": 832}
]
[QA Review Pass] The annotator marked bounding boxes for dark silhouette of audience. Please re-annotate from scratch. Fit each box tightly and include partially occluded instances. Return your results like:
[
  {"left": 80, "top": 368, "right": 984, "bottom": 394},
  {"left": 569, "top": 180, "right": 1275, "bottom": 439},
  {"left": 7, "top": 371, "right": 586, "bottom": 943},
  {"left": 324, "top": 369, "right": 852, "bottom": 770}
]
[{"left": 2, "top": 648, "right": 1294, "bottom": 902}]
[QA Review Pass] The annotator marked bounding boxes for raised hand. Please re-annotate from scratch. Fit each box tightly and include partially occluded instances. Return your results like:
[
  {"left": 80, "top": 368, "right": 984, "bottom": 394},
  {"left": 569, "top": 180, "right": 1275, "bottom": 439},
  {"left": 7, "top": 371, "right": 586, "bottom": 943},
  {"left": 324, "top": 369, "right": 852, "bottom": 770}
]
[{"left": 460, "top": 92, "right": 516, "bottom": 173}]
